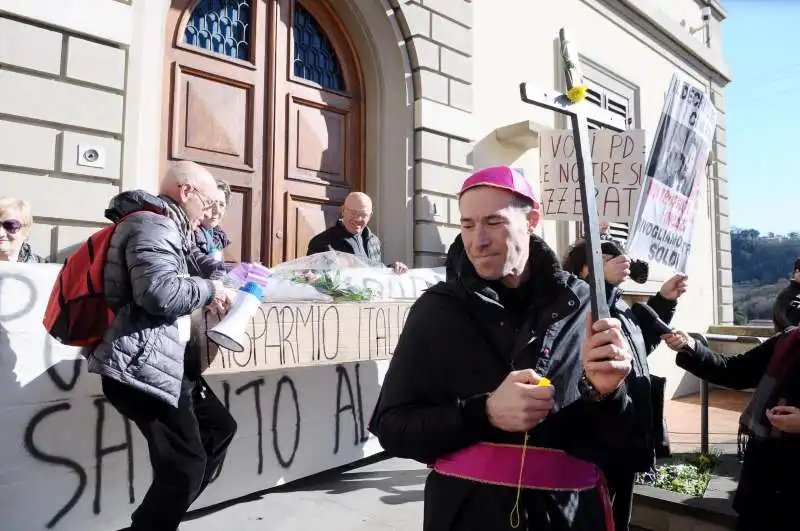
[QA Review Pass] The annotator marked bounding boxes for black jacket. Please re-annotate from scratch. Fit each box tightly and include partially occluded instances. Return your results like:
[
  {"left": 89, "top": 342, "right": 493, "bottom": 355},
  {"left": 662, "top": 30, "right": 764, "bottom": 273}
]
[
  {"left": 306, "top": 220, "right": 384, "bottom": 267},
  {"left": 370, "top": 235, "right": 636, "bottom": 530},
  {"left": 601, "top": 283, "right": 676, "bottom": 475},
  {"left": 773, "top": 281, "right": 800, "bottom": 333},
  {"left": 676, "top": 335, "right": 800, "bottom": 530}
]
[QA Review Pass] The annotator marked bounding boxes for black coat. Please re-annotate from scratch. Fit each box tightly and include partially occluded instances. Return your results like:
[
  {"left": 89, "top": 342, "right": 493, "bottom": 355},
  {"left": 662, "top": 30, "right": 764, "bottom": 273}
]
[
  {"left": 306, "top": 220, "right": 384, "bottom": 267},
  {"left": 370, "top": 235, "right": 636, "bottom": 531},
  {"left": 600, "top": 284, "right": 676, "bottom": 476},
  {"left": 676, "top": 335, "right": 800, "bottom": 530},
  {"left": 772, "top": 281, "right": 800, "bottom": 333}
]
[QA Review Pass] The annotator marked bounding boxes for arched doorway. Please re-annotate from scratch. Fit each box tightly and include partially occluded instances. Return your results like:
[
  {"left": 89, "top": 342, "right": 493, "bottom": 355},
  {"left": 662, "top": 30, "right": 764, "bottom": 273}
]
[{"left": 162, "top": 0, "right": 365, "bottom": 265}]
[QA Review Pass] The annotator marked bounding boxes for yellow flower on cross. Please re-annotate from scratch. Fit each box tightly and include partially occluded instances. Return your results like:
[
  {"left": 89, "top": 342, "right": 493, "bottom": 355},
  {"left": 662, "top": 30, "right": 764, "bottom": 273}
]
[{"left": 566, "top": 85, "right": 588, "bottom": 103}]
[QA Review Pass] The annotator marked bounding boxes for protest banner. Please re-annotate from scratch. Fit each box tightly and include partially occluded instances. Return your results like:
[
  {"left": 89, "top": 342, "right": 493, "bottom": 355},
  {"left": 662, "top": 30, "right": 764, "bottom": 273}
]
[
  {"left": 0, "top": 263, "right": 393, "bottom": 531},
  {"left": 2, "top": 260, "right": 441, "bottom": 377},
  {"left": 626, "top": 73, "right": 718, "bottom": 272},
  {"left": 195, "top": 265, "right": 444, "bottom": 374},
  {"left": 539, "top": 129, "right": 645, "bottom": 223},
  {"left": 195, "top": 300, "right": 413, "bottom": 375}
]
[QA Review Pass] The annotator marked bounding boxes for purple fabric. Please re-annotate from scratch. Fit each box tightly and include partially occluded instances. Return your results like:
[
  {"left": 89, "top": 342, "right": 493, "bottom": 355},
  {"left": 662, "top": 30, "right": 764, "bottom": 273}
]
[
  {"left": 434, "top": 442, "right": 615, "bottom": 530},
  {"left": 433, "top": 442, "right": 600, "bottom": 491},
  {"left": 229, "top": 262, "right": 270, "bottom": 287},
  {"left": 459, "top": 166, "right": 538, "bottom": 206}
]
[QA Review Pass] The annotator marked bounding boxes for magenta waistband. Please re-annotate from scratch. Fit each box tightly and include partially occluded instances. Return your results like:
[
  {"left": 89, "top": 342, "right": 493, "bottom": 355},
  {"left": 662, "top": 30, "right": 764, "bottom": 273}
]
[
  {"left": 433, "top": 442, "right": 615, "bottom": 530},
  {"left": 432, "top": 442, "right": 601, "bottom": 491}
]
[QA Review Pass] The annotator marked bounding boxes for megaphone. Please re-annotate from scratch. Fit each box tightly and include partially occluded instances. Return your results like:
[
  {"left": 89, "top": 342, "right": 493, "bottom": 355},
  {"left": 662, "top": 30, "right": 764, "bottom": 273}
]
[{"left": 206, "top": 281, "right": 263, "bottom": 352}]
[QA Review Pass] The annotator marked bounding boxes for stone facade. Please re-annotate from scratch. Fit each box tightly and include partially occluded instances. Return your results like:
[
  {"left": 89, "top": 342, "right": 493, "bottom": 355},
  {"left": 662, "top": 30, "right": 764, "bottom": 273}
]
[
  {"left": 389, "top": 0, "right": 475, "bottom": 268},
  {"left": 711, "top": 83, "right": 733, "bottom": 324},
  {"left": 0, "top": 11, "right": 127, "bottom": 262},
  {"left": 0, "top": 0, "right": 733, "bottom": 322}
]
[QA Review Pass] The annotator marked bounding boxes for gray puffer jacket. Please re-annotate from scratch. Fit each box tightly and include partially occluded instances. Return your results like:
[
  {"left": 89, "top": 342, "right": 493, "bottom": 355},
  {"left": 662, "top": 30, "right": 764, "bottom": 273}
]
[{"left": 87, "top": 190, "right": 215, "bottom": 407}]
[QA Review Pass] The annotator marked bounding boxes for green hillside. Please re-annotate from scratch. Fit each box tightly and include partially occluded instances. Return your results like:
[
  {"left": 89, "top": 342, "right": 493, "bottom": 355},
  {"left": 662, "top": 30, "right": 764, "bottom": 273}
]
[{"left": 731, "top": 229, "right": 800, "bottom": 325}]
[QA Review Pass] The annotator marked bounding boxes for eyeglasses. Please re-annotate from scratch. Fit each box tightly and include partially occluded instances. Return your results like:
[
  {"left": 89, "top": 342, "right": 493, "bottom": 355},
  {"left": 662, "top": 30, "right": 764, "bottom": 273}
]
[
  {"left": 186, "top": 185, "right": 214, "bottom": 210},
  {"left": 0, "top": 219, "right": 22, "bottom": 234},
  {"left": 344, "top": 207, "right": 372, "bottom": 221}
]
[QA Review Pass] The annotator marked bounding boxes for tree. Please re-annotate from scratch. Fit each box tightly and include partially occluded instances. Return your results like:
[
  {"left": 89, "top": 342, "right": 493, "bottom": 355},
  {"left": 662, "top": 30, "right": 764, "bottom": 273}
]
[{"left": 732, "top": 229, "right": 800, "bottom": 284}]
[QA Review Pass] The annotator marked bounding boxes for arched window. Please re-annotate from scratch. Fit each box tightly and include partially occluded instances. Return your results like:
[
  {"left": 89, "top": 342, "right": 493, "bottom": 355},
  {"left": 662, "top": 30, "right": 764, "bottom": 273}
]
[
  {"left": 292, "top": 4, "right": 344, "bottom": 91},
  {"left": 184, "top": 0, "right": 251, "bottom": 61}
]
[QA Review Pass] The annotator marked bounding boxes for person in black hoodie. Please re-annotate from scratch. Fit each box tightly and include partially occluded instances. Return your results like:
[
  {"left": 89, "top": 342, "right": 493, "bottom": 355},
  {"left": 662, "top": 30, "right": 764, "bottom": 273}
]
[
  {"left": 369, "top": 166, "right": 635, "bottom": 531},
  {"left": 772, "top": 258, "right": 800, "bottom": 333},
  {"left": 661, "top": 326, "right": 800, "bottom": 531},
  {"left": 562, "top": 237, "right": 688, "bottom": 531}
]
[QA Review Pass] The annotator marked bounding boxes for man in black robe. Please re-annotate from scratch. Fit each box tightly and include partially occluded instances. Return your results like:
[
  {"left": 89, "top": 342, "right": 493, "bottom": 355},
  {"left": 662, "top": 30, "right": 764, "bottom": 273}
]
[{"left": 369, "top": 165, "right": 636, "bottom": 530}]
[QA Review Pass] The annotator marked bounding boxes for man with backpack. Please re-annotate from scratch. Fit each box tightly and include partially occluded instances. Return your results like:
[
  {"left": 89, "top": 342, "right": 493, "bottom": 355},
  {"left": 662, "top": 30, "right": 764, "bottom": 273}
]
[{"left": 86, "top": 160, "right": 238, "bottom": 531}]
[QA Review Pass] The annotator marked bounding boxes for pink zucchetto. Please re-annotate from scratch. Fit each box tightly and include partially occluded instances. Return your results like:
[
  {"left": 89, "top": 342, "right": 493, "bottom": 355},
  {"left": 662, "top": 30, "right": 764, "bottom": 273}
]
[{"left": 458, "top": 165, "right": 539, "bottom": 208}]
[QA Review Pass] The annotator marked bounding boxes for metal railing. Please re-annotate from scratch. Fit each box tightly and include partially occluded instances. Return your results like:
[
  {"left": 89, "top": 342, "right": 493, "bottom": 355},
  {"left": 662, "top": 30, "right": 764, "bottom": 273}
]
[{"left": 687, "top": 333, "right": 765, "bottom": 455}]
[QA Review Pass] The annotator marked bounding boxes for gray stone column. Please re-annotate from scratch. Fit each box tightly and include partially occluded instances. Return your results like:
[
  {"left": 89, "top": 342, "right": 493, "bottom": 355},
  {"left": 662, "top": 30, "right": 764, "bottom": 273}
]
[
  {"left": 710, "top": 83, "right": 733, "bottom": 324},
  {"left": 389, "top": 0, "right": 475, "bottom": 267}
]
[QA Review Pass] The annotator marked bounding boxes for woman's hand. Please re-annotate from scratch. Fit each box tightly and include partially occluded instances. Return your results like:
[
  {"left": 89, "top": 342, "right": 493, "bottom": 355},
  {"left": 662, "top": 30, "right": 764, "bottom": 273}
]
[
  {"left": 766, "top": 406, "right": 800, "bottom": 434},
  {"left": 661, "top": 330, "right": 696, "bottom": 352}
]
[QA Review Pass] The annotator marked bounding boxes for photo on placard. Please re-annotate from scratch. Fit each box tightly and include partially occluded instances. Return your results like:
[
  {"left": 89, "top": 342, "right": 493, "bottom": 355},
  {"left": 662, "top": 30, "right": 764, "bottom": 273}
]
[{"left": 646, "top": 114, "right": 702, "bottom": 198}]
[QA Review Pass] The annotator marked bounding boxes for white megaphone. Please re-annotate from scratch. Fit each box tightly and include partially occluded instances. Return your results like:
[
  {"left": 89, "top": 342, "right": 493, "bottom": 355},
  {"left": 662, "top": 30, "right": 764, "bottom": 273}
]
[{"left": 206, "top": 281, "right": 263, "bottom": 352}]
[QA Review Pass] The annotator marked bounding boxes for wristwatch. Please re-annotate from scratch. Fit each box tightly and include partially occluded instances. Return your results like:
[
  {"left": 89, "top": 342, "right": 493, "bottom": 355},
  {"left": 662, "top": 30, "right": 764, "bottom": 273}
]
[{"left": 579, "top": 371, "right": 613, "bottom": 402}]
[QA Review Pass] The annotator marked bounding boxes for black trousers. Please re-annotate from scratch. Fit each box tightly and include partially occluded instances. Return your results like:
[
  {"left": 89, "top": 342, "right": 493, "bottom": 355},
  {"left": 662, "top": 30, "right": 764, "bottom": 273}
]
[
  {"left": 606, "top": 472, "right": 634, "bottom": 531},
  {"left": 102, "top": 375, "right": 237, "bottom": 531},
  {"left": 735, "top": 492, "right": 795, "bottom": 531}
]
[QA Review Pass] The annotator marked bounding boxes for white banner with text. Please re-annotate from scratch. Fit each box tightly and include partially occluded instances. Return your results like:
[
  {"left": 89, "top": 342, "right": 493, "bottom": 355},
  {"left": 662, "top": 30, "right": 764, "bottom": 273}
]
[{"left": 539, "top": 129, "right": 645, "bottom": 223}]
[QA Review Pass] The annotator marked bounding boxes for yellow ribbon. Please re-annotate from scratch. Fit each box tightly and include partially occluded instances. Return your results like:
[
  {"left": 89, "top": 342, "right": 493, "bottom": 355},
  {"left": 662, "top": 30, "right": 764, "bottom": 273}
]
[{"left": 509, "top": 377, "right": 551, "bottom": 528}]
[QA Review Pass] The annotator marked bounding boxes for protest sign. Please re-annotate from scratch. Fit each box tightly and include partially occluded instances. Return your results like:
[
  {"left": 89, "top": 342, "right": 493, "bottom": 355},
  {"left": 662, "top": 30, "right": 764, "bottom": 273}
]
[
  {"left": 195, "top": 300, "right": 413, "bottom": 375},
  {"left": 626, "top": 73, "right": 718, "bottom": 272},
  {"left": 0, "top": 263, "right": 388, "bottom": 530},
  {"left": 539, "top": 129, "right": 645, "bottom": 222},
  {"left": 195, "top": 265, "right": 445, "bottom": 374}
]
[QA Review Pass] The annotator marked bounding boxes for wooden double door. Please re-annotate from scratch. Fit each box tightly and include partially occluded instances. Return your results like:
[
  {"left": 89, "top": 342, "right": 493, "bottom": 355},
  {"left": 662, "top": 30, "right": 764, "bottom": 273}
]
[{"left": 161, "top": 0, "right": 364, "bottom": 265}]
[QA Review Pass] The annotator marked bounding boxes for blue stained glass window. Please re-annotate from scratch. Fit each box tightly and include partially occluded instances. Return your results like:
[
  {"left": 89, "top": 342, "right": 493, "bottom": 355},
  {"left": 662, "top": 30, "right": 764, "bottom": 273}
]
[
  {"left": 292, "top": 4, "right": 344, "bottom": 91},
  {"left": 185, "top": 0, "right": 251, "bottom": 61}
]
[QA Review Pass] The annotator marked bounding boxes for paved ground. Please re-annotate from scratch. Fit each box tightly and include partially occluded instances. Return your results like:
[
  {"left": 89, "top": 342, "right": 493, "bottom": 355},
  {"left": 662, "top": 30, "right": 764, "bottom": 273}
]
[
  {"left": 665, "top": 388, "right": 749, "bottom": 453},
  {"left": 181, "top": 389, "right": 749, "bottom": 530},
  {"left": 183, "top": 456, "right": 426, "bottom": 531}
]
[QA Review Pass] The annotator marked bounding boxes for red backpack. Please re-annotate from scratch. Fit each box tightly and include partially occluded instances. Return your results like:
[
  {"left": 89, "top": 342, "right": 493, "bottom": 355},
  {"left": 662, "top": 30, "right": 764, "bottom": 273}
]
[{"left": 43, "top": 208, "right": 161, "bottom": 348}]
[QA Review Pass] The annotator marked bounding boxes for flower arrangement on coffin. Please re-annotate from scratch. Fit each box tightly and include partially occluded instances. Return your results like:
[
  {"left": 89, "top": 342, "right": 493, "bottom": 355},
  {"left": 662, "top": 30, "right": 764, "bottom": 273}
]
[{"left": 291, "top": 270, "right": 375, "bottom": 302}]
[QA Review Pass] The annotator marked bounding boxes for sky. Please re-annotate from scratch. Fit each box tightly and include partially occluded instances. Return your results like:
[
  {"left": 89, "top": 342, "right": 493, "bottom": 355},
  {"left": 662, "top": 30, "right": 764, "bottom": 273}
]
[{"left": 724, "top": 0, "right": 800, "bottom": 235}]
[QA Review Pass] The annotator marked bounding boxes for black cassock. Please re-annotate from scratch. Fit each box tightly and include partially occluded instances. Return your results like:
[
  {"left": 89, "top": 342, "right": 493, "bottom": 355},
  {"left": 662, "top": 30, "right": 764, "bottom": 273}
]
[{"left": 369, "top": 236, "right": 639, "bottom": 531}]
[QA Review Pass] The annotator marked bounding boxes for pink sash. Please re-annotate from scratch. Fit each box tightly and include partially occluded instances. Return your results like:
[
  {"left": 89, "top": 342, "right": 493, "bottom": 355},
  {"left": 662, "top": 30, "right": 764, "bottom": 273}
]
[{"left": 433, "top": 442, "right": 614, "bottom": 530}]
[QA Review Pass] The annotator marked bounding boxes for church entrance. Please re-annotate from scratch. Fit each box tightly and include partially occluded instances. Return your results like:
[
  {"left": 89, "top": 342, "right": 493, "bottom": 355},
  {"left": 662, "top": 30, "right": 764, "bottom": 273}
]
[{"left": 162, "top": 0, "right": 365, "bottom": 266}]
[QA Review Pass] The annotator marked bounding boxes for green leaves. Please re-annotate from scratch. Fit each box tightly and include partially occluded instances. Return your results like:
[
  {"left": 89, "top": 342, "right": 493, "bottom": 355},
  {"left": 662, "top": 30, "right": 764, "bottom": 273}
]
[
  {"left": 291, "top": 270, "right": 376, "bottom": 302},
  {"left": 636, "top": 452, "right": 717, "bottom": 497}
]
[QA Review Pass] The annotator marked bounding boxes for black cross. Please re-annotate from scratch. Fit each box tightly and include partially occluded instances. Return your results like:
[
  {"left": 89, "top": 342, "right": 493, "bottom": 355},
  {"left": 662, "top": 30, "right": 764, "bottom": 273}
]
[{"left": 519, "top": 29, "right": 626, "bottom": 321}]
